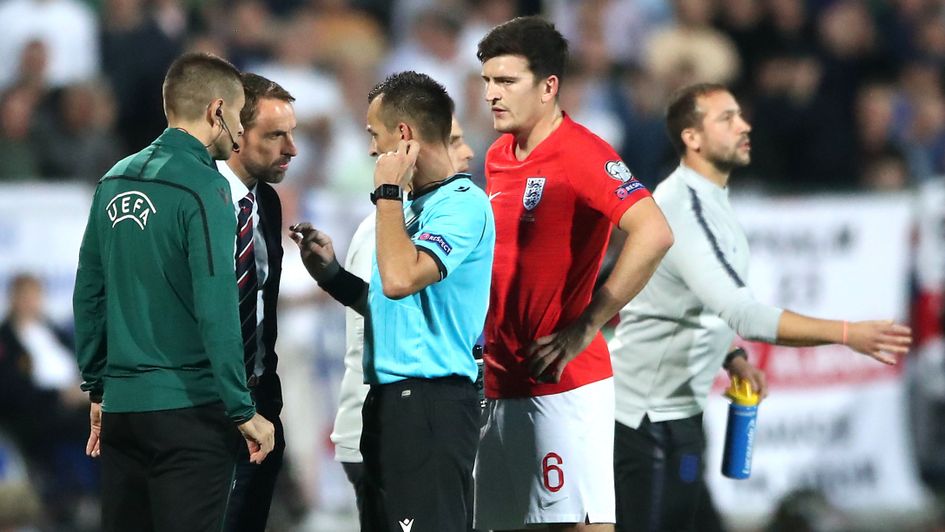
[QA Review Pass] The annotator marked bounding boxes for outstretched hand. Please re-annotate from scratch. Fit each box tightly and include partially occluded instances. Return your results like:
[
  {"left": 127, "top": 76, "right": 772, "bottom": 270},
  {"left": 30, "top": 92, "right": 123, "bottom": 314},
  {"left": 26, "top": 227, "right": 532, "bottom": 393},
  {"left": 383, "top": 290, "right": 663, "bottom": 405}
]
[{"left": 845, "top": 320, "right": 911, "bottom": 365}]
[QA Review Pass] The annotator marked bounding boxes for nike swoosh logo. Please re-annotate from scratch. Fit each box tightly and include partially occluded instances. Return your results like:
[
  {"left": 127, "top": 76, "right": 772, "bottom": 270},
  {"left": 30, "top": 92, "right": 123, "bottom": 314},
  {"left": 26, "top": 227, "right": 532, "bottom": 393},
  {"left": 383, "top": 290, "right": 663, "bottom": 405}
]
[
  {"left": 540, "top": 496, "right": 569, "bottom": 508},
  {"left": 488, "top": 192, "right": 502, "bottom": 201}
]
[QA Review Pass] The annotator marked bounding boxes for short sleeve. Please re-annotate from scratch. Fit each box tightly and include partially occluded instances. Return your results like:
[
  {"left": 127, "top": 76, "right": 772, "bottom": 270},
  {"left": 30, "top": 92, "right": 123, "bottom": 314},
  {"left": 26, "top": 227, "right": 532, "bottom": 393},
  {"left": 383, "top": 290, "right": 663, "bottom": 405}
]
[
  {"left": 413, "top": 192, "right": 490, "bottom": 279},
  {"left": 567, "top": 140, "right": 651, "bottom": 225}
]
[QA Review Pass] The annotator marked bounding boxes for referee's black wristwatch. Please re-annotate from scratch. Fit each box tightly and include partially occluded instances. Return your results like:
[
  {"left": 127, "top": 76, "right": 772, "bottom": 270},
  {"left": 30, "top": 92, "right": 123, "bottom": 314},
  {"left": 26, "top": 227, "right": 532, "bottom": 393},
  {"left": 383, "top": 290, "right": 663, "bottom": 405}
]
[
  {"left": 371, "top": 184, "right": 402, "bottom": 205},
  {"left": 723, "top": 347, "right": 748, "bottom": 371}
]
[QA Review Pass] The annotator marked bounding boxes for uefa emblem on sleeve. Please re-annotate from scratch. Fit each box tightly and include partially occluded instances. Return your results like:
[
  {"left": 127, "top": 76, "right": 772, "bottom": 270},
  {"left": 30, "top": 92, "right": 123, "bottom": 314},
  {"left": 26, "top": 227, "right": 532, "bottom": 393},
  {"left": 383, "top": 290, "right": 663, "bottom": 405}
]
[{"left": 523, "top": 177, "right": 546, "bottom": 211}]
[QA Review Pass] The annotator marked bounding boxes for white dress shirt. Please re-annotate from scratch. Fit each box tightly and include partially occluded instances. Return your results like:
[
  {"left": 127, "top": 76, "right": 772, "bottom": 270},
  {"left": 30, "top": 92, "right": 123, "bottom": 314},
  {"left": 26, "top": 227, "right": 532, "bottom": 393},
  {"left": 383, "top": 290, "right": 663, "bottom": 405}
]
[{"left": 218, "top": 160, "right": 268, "bottom": 377}]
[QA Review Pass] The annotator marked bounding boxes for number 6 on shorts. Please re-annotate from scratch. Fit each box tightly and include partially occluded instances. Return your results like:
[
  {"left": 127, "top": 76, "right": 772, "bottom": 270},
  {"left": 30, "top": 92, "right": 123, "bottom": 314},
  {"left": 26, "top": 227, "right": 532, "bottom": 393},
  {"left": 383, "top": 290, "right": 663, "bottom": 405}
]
[{"left": 542, "top": 452, "right": 564, "bottom": 492}]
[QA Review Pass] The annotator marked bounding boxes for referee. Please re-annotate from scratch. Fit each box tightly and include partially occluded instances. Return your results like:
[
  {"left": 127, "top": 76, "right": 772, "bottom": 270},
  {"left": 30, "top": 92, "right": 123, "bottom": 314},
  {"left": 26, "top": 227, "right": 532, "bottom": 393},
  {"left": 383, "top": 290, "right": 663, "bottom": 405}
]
[
  {"left": 291, "top": 72, "right": 494, "bottom": 532},
  {"left": 609, "top": 83, "right": 912, "bottom": 532},
  {"left": 73, "top": 52, "right": 275, "bottom": 532}
]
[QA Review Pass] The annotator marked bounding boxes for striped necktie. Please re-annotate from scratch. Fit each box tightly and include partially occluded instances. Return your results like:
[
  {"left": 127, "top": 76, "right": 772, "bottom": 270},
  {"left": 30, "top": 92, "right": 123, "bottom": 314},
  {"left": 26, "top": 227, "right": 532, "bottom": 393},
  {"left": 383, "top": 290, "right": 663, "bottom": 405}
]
[{"left": 235, "top": 192, "right": 258, "bottom": 383}]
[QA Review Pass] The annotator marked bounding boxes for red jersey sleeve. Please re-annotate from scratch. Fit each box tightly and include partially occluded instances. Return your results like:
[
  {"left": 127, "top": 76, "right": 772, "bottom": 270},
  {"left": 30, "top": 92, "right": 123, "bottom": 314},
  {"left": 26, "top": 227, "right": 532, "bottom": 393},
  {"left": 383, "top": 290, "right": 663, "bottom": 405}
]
[{"left": 565, "top": 135, "right": 651, "bottom": 225}]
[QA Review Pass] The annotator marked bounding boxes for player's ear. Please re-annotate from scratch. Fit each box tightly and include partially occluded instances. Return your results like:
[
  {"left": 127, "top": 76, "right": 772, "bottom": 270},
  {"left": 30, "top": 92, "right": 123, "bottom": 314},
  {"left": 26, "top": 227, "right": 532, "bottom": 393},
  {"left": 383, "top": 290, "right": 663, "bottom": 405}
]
[
  {"left": 541, "top": 75, "right": 559, "bottom": 104},
  {"left": 398, "top": 123, "right": 414, "bottom": 141},
  {"left": 681, "top": 127, "right": 700, "bottom": 152}
]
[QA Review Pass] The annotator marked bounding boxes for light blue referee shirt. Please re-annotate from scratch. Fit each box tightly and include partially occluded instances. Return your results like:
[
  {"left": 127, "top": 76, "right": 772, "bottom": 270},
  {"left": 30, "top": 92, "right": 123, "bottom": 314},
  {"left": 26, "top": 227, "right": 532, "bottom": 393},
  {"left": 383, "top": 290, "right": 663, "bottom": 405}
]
[{"left": 364, "top": 174, "right": 495, "bottom": 385}]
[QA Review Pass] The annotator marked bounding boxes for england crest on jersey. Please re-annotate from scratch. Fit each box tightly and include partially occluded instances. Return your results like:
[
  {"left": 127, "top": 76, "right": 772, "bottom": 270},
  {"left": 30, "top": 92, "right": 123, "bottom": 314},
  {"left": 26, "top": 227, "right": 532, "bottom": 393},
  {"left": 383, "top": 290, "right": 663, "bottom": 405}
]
[{"left": 523, "top": 177, "right": 546, "bottom": 211}]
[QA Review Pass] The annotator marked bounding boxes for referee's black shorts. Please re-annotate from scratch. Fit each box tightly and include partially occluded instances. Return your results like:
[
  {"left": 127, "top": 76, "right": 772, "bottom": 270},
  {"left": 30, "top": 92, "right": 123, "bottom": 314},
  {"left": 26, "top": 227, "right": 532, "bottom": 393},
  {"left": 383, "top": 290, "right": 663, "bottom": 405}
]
[{"left": 360, "top": 376, "right": 479, "bottom": 532}]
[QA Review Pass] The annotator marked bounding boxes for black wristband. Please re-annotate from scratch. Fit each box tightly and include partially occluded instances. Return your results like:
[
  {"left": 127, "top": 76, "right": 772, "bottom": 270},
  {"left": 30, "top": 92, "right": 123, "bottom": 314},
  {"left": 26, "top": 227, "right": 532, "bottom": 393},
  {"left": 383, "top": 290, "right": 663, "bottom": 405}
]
[
  {"left": 318, "top": 265, "right": 367, "bottom": 307},
  {"left": 723, "top": 347, "right": 748, "bottom": 370}
]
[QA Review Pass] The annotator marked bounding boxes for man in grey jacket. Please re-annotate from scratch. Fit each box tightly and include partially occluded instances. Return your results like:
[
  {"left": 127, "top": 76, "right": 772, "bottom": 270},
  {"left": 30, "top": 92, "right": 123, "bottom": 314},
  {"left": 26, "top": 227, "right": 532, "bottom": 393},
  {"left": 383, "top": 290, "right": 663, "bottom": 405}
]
[{"left": 609, "top": 82, "right": 912, "bottom": 532}]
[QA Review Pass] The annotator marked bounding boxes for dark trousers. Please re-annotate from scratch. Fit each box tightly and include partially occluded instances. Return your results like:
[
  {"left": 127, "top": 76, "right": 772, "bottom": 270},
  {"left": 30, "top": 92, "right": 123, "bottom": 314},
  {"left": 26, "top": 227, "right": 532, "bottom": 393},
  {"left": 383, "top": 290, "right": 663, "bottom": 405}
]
[
  {"left": 224, "top": 414, "right": 285, "bottom": 532},
  {"left": 360, "top": 377, "right": 479, "bottom": 532},
  {"left": 615, "top": 414, "right": 709, "bottom": 532},
  {"left": 342, "top": 461, "right": 368, "bottom": 523},
  {"left": 100, "top": 403, "right": 241, "bottom": 532}
]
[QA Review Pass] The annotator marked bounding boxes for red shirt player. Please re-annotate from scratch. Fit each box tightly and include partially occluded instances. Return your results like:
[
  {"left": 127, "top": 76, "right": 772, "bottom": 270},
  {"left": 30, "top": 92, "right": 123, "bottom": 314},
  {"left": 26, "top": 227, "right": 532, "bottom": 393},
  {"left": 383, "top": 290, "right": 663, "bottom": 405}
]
[{"left": 473, "top": 16, "right": 674, "bottom": 532}]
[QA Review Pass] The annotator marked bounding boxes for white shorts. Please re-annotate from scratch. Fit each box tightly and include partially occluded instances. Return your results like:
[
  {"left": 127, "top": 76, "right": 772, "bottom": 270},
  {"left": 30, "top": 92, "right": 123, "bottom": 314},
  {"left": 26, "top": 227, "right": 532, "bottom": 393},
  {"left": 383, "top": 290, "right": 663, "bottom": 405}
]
[{"left": 474, "top": 377, "right": 616, "bottom": 529}]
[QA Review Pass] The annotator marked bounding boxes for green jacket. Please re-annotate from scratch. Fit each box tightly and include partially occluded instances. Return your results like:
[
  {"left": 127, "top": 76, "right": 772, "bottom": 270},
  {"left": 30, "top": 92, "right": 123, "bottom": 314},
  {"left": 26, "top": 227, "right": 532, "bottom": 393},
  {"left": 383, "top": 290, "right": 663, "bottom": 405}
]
[{"left": 73, "top": 128, "right": 255, "bottom": 423}]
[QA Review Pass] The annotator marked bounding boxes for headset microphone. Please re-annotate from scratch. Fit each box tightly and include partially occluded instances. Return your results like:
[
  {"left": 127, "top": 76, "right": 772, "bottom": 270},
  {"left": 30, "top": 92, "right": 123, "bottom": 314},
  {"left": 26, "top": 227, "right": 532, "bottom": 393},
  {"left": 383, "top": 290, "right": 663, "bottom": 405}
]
[{"left": 215, "top": 107, "right": 240, "bottom": 153}]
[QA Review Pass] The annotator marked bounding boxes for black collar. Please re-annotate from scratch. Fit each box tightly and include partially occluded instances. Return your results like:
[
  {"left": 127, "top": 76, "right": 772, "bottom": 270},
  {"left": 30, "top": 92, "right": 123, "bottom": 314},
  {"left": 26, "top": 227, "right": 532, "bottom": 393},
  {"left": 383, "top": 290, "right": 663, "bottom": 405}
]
[{"left": 408, "top": 173, "right": 470, "bottom": 201}]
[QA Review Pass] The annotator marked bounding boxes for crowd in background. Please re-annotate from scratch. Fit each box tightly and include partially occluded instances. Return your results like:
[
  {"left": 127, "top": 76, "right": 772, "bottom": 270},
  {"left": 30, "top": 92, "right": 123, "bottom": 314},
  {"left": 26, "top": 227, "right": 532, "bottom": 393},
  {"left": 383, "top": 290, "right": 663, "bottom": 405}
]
[
  {"left": 1, "top": 0, "right": 944, "bottom": 192},
  {"left": 1, "top": 0, "right": 945, "bottom": 530}
]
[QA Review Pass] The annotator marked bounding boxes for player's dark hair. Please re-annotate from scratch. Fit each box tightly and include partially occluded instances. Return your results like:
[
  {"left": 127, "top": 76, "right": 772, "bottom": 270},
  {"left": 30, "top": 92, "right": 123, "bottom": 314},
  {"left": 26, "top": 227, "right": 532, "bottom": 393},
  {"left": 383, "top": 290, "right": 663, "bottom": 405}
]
[
  {"left": 665, "top": 82, "right": 729, "bottom": 156},
  {"left": 240, "top": 73, "right": 295, "bottom": 129},
  {"left": 367, "top": 71, "right": 454, "bottom": 144},
  {"left": 477, "top": 16, "right": 568, "bottom": 83},
  {"left": 163, "top": 52, "right": 243, "bottom": 120}
]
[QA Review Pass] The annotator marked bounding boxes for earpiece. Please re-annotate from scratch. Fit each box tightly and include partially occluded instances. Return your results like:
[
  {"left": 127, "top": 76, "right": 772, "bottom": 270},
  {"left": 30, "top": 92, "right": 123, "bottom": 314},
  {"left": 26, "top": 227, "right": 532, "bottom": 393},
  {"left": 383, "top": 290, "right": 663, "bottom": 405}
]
[{"left": 215, "top": 104, "right": 240, "bottom": 153}]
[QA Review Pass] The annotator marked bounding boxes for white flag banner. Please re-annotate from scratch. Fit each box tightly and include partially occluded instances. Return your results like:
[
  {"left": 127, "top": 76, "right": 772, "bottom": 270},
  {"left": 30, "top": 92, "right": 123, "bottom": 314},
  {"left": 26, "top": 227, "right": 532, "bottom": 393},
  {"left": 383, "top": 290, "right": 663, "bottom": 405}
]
[{"left": 703, "top": 193, "right": 929, "bottom": 521}]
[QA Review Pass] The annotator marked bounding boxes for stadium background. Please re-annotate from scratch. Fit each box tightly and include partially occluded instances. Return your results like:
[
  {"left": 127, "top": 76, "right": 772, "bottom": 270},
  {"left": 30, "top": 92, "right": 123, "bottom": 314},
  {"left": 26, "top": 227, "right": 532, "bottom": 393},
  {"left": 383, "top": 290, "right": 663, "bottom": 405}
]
[{"left": 0, "top": 0, "right": 944, "bottom": 530}]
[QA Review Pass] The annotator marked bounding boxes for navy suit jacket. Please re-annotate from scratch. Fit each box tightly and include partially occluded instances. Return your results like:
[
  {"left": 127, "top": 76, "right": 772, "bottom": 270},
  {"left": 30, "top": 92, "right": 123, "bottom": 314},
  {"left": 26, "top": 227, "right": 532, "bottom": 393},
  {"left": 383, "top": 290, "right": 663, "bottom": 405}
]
[{"left": 254, "top": 180, "right": 284, "bottom": 420}]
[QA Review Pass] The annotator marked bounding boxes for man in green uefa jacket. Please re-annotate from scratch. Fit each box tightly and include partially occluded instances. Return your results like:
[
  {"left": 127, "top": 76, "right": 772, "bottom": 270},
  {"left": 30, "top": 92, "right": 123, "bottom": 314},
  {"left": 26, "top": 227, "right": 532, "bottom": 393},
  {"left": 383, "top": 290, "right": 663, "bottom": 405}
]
[{"left": 73, "top": 52, "right": 275, "bottom": 532}]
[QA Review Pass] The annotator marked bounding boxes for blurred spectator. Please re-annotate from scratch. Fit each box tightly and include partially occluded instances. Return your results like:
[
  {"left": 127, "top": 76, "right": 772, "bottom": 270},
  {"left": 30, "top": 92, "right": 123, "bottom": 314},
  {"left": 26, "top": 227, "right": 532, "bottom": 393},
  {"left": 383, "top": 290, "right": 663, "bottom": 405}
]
[
  {"left": 560, "top": 61, "right": 624, "bottom": 151},
  {"left": 854, "top": 81, "right": 910, "bottom": 187},
  {"left": 765, "top": 488, "right": 851, "bottom": 532},
  {"left": 745, "top": 52, "right": 825, "bottom": 190},
  {"left": 152, "top": 0, "right": 189, "bottom": 42},
  {"left": 645, "top": 0, "right": 742, "bottom": 88},
  {"left": 382, "top": 7, "right": 479, "bottom": 116},
  {"left": 548, "top": 0, "right": 659, "bottom": 69},
  {"left": 226, "top": 0, "right": 276, "bottom": 69},
  {"left": 0, "top": 86, "right": 41, "bottom": 181},
  {"left": 611, "top": 67, "right": 676, "bottom": 187},
  {"left": 861, "top": 146, "right": 910, "bottom": 191},
  {"left": 31, "top": 80, "right": 124, "bottom": 182},
  {"left": 794, "top": 0, "right": 896, "bottom": 187},
  {"left": 252, "top": 8, "right": 345, "bottom": 187},
  {"left": 15, "top": 39, "right": 49, "bottom": 95},
  {"left": 903, "top": 90, "right": 945, "bottom": 181},
  {"left": 0, "top": 273, "right": 96, "bottom": 530},
  {"left": 915, "top": 12, "right": 945, "bottom": 67},
  {"left": 459, "top": 0, "right": 517, "bottom": 64},
  {"left": 321, "top": 61, "right": 383, "bottom": 195},
  {"left": 101, "top": 0, "right": 182, "bottom": 152},
  {"left": 455, "top": 69, "right": 499, "bottom": 184},
  {"left": 0, "top": 0, "right": 100, "bottom": 91},
  {"left": 310, "top": 0, "right": 387, "bottom": 69},
  {"left": 715, "top": 0, "right": 767, "bottom": 95},
  {"left": 762, "top": 0, "right": 817, "bottom": 58}
]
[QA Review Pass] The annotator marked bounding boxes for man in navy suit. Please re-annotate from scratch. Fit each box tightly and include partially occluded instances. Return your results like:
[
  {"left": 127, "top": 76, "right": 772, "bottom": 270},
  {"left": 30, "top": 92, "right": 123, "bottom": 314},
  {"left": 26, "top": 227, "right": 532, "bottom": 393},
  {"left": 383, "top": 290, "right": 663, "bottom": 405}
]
[{"left": 217, "top": 72, "right": 298, "bottom": 532}]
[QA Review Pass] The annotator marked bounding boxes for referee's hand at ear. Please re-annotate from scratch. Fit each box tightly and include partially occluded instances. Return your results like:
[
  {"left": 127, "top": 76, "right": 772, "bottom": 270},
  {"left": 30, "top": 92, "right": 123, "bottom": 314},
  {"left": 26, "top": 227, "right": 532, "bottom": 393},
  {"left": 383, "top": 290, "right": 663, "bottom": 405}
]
[{"left": 238, "top": 413, "right": 276, "bottom": 464}]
